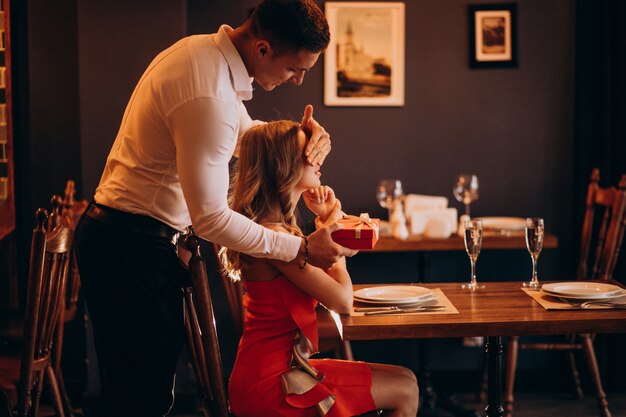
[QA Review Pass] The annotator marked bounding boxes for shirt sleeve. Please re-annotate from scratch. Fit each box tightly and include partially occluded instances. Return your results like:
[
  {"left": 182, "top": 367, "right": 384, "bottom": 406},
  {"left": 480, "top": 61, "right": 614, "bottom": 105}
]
[
  {"left": 233, "top": 101, "right": 264, "bottom": 158},
  {"left": 168, "top": 97, "right": 301, "bottom": 261}
]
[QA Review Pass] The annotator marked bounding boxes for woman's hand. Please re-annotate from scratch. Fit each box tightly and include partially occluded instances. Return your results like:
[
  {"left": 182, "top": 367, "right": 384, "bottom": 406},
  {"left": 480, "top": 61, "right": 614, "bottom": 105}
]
[{"left": 303, "top": 185, "right": 340, "bottom": 223}]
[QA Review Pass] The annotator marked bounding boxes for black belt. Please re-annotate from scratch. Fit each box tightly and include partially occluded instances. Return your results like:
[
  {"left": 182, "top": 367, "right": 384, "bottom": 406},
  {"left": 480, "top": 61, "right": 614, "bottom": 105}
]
[{"left": 86, "top": 202, "right": 181, "bottom": 243}]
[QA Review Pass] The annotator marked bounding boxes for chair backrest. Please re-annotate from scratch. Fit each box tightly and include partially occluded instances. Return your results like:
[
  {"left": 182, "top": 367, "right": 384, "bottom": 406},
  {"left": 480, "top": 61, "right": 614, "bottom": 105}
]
[
  {"left": 60, "top": 180, "right": 88, "bottom": 321},
  {"left": 19, "top": 208, "right": 72, "bottom": 414},
  {"left": 47, "top": 194, "right": 64, "bottom": 232},
  {"left": 211, "top": 243, "right": 245, "bottom": 341},
  {"left": 179, "top": 232, "right": 230, "bottom": 417},
  {"left": 45, "top": 182, "right": 88, "bottom": 319},
  {"left": 61, "top": 179, "right": 89, "bottom": 230},
  {"left": 577, "top": 168, "right": 626, "bottom": 280}
]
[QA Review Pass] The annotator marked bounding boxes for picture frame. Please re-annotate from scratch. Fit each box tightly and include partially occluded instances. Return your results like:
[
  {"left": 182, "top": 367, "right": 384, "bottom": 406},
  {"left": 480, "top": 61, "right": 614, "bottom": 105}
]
[
  {"left": 324, "top": 2, "right": 405, "bottom": 106},
  {"left": 468, "top": 3, "right": 518, "bottom": 69}
]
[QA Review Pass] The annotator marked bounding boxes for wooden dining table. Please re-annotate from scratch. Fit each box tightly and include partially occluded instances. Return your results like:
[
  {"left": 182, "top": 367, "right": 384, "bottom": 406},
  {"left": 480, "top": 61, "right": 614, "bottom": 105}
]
[{"left": 340, "top": 281, "right": 626, "bottom": 417}]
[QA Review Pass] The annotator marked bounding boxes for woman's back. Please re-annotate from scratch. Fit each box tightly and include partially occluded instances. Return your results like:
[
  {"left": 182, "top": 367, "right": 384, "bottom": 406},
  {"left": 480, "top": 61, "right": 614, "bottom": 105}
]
[{"left": 232, "top": 275, "right": 318, "bottom": 376}]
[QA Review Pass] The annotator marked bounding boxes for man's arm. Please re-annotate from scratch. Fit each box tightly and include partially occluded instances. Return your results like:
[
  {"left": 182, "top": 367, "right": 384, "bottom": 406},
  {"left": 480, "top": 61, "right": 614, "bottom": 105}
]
[
  {"left": 170, "top": 98, "right": 355, "bottom": 267},
  {"left": 169, "top": 97, "right": 301, "bottom": 261}
]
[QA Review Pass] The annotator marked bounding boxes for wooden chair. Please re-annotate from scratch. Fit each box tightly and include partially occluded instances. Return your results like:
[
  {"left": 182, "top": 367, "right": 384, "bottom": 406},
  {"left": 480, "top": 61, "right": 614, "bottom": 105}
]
[
  {"left": 179, "top": 231, "right": 231, "bottom": 417},
  {"left": 210, "top": 243, "right": 245, "bottom": 342},
  {"left": 53, "top": 180, "right": 89, "bottom": 417},
  {"left": 0, "top": 208, "right": 73, "bottom": 417},
  {"left": 505, "top": 168, "right": 626, "bottom": 417},
  {"left": 52, "top": 181, "right": 87, "bottom": 417},
  {"left": 58, "top": 180, "right": 88, "bottom": 329}
]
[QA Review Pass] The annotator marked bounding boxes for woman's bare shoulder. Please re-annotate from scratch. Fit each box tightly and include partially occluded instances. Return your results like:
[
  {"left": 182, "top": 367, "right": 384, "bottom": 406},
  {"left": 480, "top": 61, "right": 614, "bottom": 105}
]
[
  {"left": 242, "top": 259, "right": 281, "bottom": 282},
  {"left": 237, "top": 222, "right": 288, "bottom": 282}
]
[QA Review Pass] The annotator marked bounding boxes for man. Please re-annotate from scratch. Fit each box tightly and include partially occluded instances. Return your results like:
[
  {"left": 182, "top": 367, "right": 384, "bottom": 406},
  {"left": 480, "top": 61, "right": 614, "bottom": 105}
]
[{"left": 74, "top": 1, "right": 356, "bottom": 415}]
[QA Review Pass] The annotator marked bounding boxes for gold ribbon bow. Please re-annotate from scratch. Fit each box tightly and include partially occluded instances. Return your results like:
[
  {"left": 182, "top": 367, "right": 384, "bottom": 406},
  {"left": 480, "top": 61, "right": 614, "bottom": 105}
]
[{"left": 342, "top": 213, "right": 379, "bottom": 239}]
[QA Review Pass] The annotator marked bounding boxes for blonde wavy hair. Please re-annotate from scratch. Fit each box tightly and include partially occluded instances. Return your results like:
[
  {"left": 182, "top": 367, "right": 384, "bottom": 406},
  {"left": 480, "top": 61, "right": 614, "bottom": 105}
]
[{"left": 221, "top": 120, "right": 306, "bottom": 280}]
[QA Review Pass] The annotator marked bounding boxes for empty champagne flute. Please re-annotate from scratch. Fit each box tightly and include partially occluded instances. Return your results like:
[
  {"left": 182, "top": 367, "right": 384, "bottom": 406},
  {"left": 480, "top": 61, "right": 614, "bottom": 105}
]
[
  {"left": 462, "top": 219, "right": 484, "bottom": 290},
  {"left": 523, "top": 217, "right": 544, "bottom": 289},
  {"left": 376, "top": 179, "right": 403, "bottom": 220},
  {"left": 453, "top": 174, "right": 479, "bottom": 217}
]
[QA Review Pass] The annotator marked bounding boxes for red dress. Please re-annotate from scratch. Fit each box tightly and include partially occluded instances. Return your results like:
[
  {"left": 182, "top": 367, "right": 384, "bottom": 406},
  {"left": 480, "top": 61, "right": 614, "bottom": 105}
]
[{"left": 228, "top": 276, "right": 377, "bottom": 417}]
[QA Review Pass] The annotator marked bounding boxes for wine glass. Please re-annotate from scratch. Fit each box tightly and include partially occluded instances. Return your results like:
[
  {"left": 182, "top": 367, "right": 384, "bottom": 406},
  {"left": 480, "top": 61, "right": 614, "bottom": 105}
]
[
  {"left": 523, "top": 217, "right": 544, "bottom": 289},
  {"left": 376, "top": 179, "right": 403, "bottom": 220},
  {"left": 453, "top": 175, "right": 479, "bottom": 217},
  {"left": 462, "top": 219, "right": 484, "bottom": 290}
]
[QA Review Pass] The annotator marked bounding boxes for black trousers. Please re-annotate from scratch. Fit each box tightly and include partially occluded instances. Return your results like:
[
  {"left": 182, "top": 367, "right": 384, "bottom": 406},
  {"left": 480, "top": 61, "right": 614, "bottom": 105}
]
[{"left": 75, "top": 207, "right": 186, "bottom": 417}]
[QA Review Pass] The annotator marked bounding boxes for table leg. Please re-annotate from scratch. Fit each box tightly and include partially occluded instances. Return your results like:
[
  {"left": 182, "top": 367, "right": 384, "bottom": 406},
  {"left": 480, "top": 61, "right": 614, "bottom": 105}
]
[
  {"left": 414, "top": 252, "right": 438, "bottom": 409},
  {"left": 418, "top": 345, "right": 437, "bottom": 410},
  {"left": 484, "top": 336, "right": 504, "bottom": 417}
]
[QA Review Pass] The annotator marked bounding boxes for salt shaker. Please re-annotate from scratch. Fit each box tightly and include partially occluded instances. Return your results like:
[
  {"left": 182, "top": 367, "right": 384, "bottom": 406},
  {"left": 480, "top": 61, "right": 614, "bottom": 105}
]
[{"left": 390, "top": 199, "right": 409, "bottom": 240}]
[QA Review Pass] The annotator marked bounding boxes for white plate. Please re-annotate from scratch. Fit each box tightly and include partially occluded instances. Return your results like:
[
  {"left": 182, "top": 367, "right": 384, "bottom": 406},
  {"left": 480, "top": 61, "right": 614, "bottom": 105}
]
[
  {"left": 354, "top": 293, "right": 439, "bottom": 306},
  {"left": 541, "top": 282, "right": 624, "bottom": 299},
  {"left": 353, "top": 285, "right": 433, "bottom": 303},
  {"left": 477, "top": 217, "right": 526, "bottom": 231},
  {"left": 541, "top": 291, "right": 626, "bottom": 302}
]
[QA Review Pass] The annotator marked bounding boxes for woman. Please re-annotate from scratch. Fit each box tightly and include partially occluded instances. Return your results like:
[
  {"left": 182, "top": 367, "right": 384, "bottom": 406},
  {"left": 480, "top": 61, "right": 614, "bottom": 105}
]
[{"left": 224, "top": 120, "right": 419, "bottom": 417}]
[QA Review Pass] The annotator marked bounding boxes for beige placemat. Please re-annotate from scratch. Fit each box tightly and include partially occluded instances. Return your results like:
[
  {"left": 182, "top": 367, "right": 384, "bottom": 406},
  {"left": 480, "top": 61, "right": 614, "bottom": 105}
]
[
  {"left": 349, "top": 288, "right": 459, "bottom": 316},
  {"left": 522, "top": 287, "right": 620, "bottom": 310}
]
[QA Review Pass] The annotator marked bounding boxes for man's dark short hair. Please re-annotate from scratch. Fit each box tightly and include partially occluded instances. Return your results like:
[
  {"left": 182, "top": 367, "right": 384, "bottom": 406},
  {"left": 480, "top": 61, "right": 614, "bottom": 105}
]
[{"left": 249, "top": 0, "right": 330, "bottom": 54}]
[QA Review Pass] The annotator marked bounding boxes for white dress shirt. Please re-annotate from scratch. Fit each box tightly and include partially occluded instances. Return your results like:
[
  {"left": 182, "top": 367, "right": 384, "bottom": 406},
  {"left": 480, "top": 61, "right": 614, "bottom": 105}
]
[{"left": 94, "top": 25, "right": 300, "bottom": 262}]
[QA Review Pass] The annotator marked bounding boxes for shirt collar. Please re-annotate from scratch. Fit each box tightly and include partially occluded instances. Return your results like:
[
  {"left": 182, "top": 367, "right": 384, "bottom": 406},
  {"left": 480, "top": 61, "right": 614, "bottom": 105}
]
[{"left": 215, "top": 25, "right": 254, "bottom": 101}]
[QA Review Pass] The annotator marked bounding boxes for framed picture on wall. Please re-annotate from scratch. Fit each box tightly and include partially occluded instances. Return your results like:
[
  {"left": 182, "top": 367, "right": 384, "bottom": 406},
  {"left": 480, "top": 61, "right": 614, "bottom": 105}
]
[
  {"left": 468, "top": 3, "right": 518, "bottom": 68},
  {"left": 324, "top": 2, "right": 405, "bottom": 106}
]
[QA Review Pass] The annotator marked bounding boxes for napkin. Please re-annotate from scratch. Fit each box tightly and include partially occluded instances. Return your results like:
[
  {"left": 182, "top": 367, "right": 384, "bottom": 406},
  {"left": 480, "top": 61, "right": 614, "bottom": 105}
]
[
  {"left": 409, "top": 208, "right": 458, "bottom": 236},
  {"left": 404, "top": 194, "right": 448, "bottom": 216},
  {"left": 403, "top": 194, "right": 456, "bottom": 237}
]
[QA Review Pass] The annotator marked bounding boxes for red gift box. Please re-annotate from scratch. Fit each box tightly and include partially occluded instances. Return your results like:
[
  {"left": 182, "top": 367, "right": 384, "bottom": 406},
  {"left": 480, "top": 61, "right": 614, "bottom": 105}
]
[{"left": 331, "top": 214, "right": 380, "bottom": 250}]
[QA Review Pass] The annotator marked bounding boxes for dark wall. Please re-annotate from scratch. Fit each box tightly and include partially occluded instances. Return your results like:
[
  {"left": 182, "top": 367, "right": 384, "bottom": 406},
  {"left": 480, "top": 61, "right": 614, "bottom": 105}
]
[
  {"left": 12, "top": 0, "right": 82, "bottom": 300},
  {"left": 187, "top": 0, "right": 258, "bottom": 35},
  {"left": 78, "top": 0, "right": 187, "bottom": 197},
  {"left": 23, "top": 1, "right": 81, "bottom": 208}
]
